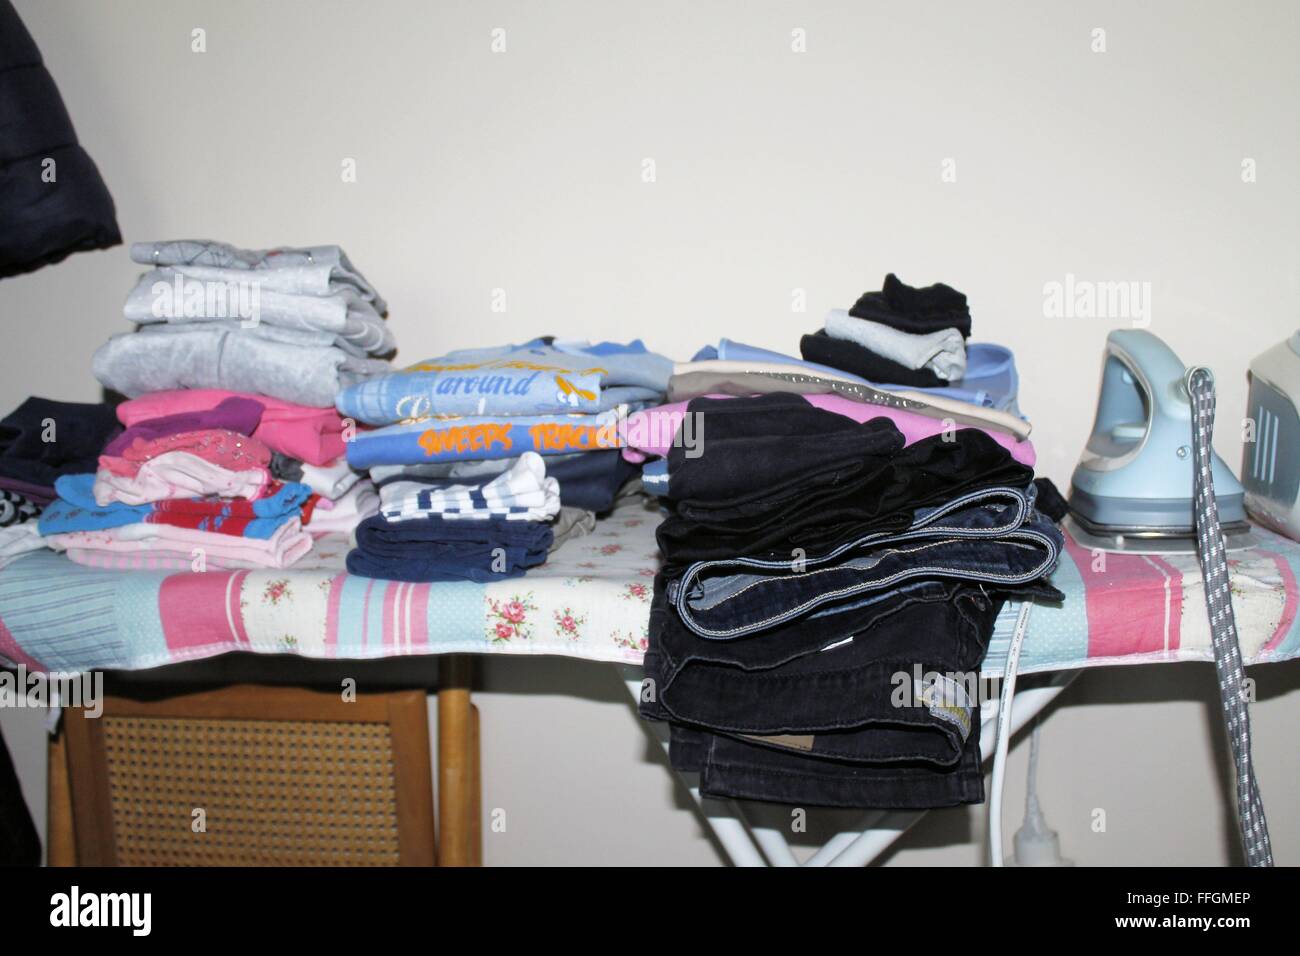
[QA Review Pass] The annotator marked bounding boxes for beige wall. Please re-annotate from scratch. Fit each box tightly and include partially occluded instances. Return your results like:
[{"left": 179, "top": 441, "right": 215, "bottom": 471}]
[{"left": 0, "top": 0, "right": 1296, "bottom": 865}]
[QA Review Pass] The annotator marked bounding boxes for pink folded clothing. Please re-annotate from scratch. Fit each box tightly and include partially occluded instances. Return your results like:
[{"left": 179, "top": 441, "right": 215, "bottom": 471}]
[
  {"left": 46, "top": 518, "right": 312, "bottom": 570},
  {"left": 99, "top": 428, "right": 272, "bottom": 478},
  {"left": 115, "top": 389, "right": 348, "bottom": 466},
  {"left": 103, "top": 396, "right": 264, "bottom": 457},
  {"left": 58, "top": 551, "right": 204, "bottom": 571},
  {"left": 620, "top": 394, "right": 1036, "bottom": 467},
  {"left": 93, "top": 451, "right": 271, "bottom": 506}
]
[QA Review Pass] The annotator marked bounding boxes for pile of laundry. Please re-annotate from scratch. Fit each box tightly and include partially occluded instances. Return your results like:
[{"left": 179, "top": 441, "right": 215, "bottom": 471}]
[
  {"left": 628, "top": 276, "right": 1066, "bottom": 808},
  {"left": 94, "top": 239, "right": 394, "bottom": 408},
  {"left": 18, "top": 240, "right": 396, "bottom": 570},
  {"left": 334, "top": 338, "right": 672, "bottom": 581},
  {"left": 800, "top": 273, "right": 974, "bottom": 388}
]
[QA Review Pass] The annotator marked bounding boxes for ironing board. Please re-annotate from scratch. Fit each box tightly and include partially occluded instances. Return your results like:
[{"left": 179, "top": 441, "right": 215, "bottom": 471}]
[{"left": 2, "top": 493, "right": 1299, "bottom": 866}]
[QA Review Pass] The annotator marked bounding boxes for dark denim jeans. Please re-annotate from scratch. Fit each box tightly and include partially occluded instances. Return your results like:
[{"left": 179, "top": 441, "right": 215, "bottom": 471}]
[
  {"left": 657, "top": 410, "right": 1032, "bottom": 565},
  {"left": 642, "top": 582, "right": 1002, "bottom": 808},
  {"left": 642, "top": 578, "right": 1002, "bottom": 735},
  {"left": 669, "top": 721, "right": 986, "bottom": 809},
  {"left": 669, "top": 485, "right": 1063, "bottom": 639}
]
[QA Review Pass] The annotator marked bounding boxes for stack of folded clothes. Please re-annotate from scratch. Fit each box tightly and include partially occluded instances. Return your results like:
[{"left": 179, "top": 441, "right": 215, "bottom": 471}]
[
  {"left": 93, "top": 239, "right": 394, "bottom": 408},
  {"left": 634, "top": 387, "right": 1064, "bottom": 807},
  {"left": 0, "top": 397, "right": 121, "bottom": 568},
  {"left": 36, "top": 394, "right": 324, "bottom": 569},
  {"left": 348, "top": 452, "right": 560, "bottom": 582},
  {"left": 40, "top": 239, "right": 400, "bottom": 570},
  {"left": 107, "top": 389, "right": 379, "bottom": 543},
  {"left": 800, "top": 273, "right": 971, "bottom": 388},
  {"left": 336, "top": 338, "right": 673, "bottom": 581}
]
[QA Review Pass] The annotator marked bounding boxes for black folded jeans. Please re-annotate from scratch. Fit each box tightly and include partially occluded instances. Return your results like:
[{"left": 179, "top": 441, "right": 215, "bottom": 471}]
[
  {"left": 670, "top": 487, "right": 1063, "bottom": 639},
  {"left": 669, "top": 721, "right": 986, "bottom": 810},
  {"left": 658, "top": 413, "right": 1032, "bottom": 564},
  {"left": 640, "top": 577, "right": 1012, "bottom": 807}
]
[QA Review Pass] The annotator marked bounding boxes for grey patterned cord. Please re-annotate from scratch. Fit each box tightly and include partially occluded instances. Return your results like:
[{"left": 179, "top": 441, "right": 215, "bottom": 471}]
[{"left": 1186, "top": 367, "right": 1273, "bottom": 867}]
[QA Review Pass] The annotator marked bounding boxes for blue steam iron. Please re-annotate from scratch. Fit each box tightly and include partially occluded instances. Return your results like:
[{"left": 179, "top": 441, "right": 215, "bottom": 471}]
[{"left": 1066, "top": 329, "right": 1253, "bottom": 553}]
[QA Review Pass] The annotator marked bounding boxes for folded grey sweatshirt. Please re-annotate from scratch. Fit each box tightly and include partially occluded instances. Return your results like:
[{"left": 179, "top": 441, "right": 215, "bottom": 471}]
[
  {"left": 130, "top": 239, "right": 387, "bottom": 314},
  {"left": 93, "top": 326, "right": 392, "bottom": 408},
  {"left": 139, "top": 318, "right": 379, "bottom": 359},
  {"left": 123, "top": 266, "right": 395, "bottom": 356}
]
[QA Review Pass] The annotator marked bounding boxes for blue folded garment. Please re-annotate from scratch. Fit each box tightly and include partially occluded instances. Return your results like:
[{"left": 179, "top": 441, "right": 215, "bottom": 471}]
[
  {"left": 345, "top": 409, "right": 625, "bottom": 469},
  {"left": 347, "top": 512, "right": 553, "bottom": 582},
  {"left": 39, "top": 474, "right": 310, "bottom": 539},
  {"left": 336, "top": 338, "right": 673, "bottom": 424}
]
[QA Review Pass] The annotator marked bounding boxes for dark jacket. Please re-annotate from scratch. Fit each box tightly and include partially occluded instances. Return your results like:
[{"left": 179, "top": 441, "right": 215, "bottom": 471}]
[{"left": 0, "top": 0, "right": 120, "bottom": 278}]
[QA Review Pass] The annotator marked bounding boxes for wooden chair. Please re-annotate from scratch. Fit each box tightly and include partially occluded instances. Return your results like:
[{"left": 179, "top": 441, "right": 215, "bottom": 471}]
[{"left": 47, "top": 678, "right": 479, "bottom": 866}]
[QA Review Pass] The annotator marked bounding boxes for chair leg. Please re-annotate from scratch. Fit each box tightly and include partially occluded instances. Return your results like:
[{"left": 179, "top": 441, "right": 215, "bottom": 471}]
[
  {"left": 470, "top": 703, "right": 482, "bottom": 867},
  {"left": 437, "top": 655, "right": 477, "bottom": 866},
  {"left": 46, "top": 730, "right": 76, "bottom": 866}
]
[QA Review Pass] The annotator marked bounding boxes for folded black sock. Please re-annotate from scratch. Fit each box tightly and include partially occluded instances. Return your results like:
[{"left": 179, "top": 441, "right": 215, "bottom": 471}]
[
  {"left": 800, "top": 330, "right": 945, "bottom": 388},
  {"left": 849, "top": 273, "right": 972, "bottom": 339}
]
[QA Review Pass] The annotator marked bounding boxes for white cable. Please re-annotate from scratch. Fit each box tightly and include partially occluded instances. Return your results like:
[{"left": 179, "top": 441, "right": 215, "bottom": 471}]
[
  {"left": 1010, "top": 721, "right": 1071, "bottom": 865},
  {"left": 1026, "top": 723, "right": 1041, "bottom": 799},
  {"left": 989, "top": 600, "right": 1032, "bottom": 867}
]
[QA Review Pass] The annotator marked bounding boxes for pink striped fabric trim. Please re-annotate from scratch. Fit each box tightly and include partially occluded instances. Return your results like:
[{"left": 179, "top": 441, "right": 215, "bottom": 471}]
[
  {"left": 323, "top": 574, "right": 345, "bottom": 653},
  {"left": 1144, "top": 554, "right": 1184, "bottom": 653},
  {"left": 360, "top": 579, "right": 375, "bottom": 652},
  {"left": 159, "top": 570, "right": 251, "bottom": 653},
  {"left": 381, "top": 581, "right": 424, "bottom": 650},
  {"left": 1064, "top": 536, "right": 1184, "bottom": 659},
  {"left": 382, "top": 582, "right": 401, "bottom": 650},
  {"left": 407, "top": 583, "right": 430, "bottom": 648}
]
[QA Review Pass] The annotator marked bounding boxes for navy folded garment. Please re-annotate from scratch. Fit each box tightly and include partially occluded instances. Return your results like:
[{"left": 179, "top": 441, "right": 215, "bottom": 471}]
[
  {"left": 347, "top": 512, "right": 553, "bottom": 583},
  {"left": 547, "top": 449, "right": 639, "bottom": 512},
  {"left": 0, "top": 397, "right": 121, "bottom": 492}
]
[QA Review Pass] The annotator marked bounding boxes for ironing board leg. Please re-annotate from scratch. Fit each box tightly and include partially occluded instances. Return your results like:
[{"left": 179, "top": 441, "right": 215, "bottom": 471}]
[
  {"left": 744, "top": 817, "right": 801, "bottom": 867},
  {"left": 620, "top": 667, "right": 771, "bottom": 865},
  {"left": 824, "top": 811, "right": 926, "bottom": 867},
  {"left": 438, "top": 655, "right": 479, "bottom": 866},
  {"left": 470, "top": 701, "right": 482, "bottom": 867},
  {"left": 803, "top": 825, "right": 878, "bottom": 866}
]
